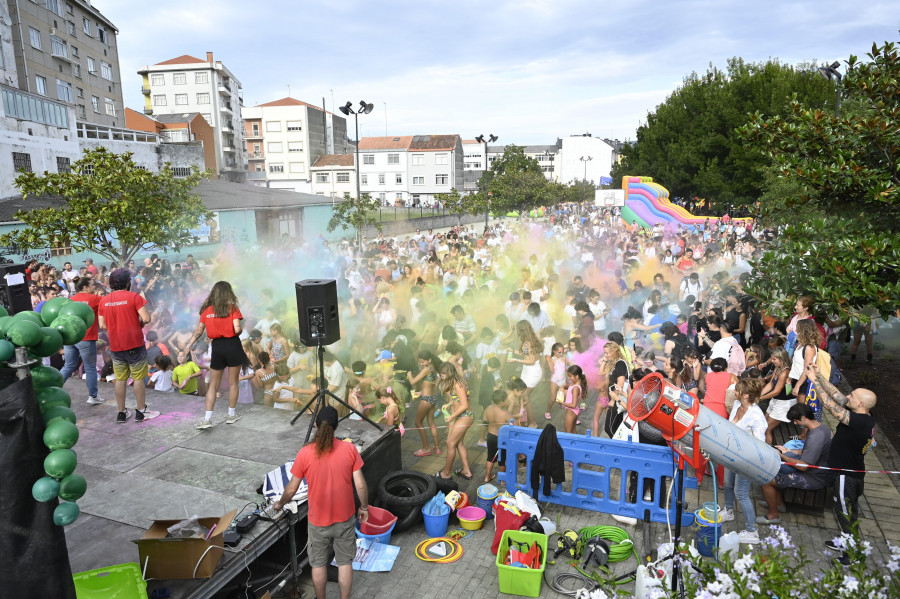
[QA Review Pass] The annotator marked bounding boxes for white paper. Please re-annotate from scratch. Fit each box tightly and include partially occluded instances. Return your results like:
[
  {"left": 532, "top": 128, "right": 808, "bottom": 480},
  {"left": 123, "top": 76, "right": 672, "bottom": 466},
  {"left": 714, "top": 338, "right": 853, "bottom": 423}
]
[{"left": 6, "top": 273, "right": 24, "bottom": 285}]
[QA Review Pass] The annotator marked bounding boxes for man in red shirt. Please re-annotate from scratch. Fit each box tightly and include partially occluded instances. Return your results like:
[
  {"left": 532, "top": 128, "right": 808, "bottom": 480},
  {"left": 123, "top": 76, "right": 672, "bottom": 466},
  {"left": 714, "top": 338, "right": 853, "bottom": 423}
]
[
  {"left": 274, "top": 406, "right": 368, "bottom": 599},
  {"left": 84, "top": 258, "right": 99, "bottom": 277},
  {"left": 60, "top": 278, "right": 104, "bottom": 405},
  {"left": 98, "top": 269, "right": 159, "bottom": 423},
  {"left": 676, "top": 248, "right": 696, "bottom": 272}
]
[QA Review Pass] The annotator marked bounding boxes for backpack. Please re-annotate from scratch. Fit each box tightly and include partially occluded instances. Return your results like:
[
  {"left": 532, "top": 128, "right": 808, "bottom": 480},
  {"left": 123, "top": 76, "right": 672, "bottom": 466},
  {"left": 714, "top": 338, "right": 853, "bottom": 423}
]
[{"left": 670, "top": 334, "right": 693, "bottom": 361}]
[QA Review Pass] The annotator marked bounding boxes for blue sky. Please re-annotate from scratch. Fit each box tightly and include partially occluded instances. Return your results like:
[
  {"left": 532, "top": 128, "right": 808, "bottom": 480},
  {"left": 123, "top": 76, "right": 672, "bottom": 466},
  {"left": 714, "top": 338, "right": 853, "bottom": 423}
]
[{"left": 105, "top": 0, "right": 898, "bottom": 145}]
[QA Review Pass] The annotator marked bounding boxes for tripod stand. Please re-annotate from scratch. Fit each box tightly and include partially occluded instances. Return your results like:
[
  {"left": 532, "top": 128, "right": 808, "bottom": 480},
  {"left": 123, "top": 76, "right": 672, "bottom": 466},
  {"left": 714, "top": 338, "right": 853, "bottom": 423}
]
[{"left": 291, "top": 341, "right": 382, "bottom": 444}]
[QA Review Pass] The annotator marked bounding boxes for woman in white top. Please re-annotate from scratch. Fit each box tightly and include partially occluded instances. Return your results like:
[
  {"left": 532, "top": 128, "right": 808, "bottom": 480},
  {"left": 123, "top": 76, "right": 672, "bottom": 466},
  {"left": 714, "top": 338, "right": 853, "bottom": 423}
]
[{"left": 721, "top": 378, "right": 767, "bottom": 545}]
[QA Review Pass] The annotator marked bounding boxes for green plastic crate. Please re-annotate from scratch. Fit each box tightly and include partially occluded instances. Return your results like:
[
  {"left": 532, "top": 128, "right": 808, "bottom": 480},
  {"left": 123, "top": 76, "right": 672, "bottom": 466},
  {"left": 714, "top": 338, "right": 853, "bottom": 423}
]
[
  {"left": 495, "top": 530, "right": 548, "bottom": 597},
  {"left": 73, "top": 563, "right": 148, "bottom": 599}
]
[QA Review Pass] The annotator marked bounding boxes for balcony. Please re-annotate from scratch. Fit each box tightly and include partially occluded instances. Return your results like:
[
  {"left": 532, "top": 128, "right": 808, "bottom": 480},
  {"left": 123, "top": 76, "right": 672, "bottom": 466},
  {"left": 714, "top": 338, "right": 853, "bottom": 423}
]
[
  {"left": 247, "top": 171, "right": 266, "bottom": 180},
  {"left": 248, "top": 151, "right": 264, "bottom": 160},
  {"left": 246, "top": 130, "right": 263, "bottom": 140},
  {"left": 217, "top": 81, "right": 231, "bottom": 95},
  {"left": 76, "top": 121, "right": 158, "bottom": 143},
  {"left": 140, "top": 85, "right": 150, "bottom": 95},
  {"left": 1, "top": 85, "right": 71, "bottom": 128},
  {"left": 221, "top": 123, "right": 233, "bottom": 133},
  {"left": 51, "top": 48, "right": 74, "bottom": 63},
  {"left": 220, "top": 103, "right": 233, "bottom": 114}
]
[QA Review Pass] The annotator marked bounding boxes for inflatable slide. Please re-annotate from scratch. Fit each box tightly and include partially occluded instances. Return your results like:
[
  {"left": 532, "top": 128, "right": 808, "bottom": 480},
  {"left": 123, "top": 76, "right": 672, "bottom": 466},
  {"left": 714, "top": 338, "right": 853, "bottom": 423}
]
[{"left": 621, "top": 176, "right": 750, "bottom": 230}]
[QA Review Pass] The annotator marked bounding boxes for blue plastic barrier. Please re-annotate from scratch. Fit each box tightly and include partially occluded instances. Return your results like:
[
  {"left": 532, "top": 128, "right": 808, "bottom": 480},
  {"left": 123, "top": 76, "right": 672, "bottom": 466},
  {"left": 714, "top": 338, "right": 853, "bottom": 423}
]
[{"left": 497, "top": 425, "right": 696, "bottom": 526}]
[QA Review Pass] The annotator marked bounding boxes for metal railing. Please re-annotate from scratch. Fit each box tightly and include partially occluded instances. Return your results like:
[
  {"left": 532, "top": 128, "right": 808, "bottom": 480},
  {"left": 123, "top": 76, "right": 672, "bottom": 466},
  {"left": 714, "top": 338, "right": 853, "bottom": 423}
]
[
  {"left": 247, "top": 171, "right": 266, "bottom": 180},
  {"left": 75, "top": 121, "right": 158, "bottom": 142}
]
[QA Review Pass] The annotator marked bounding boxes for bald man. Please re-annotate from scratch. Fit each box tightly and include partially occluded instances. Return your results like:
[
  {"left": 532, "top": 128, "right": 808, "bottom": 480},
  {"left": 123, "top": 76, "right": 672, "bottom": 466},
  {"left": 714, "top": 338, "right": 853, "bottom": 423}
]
[{"left": 807, "top": 363, "right": 876, "bottom": 552}]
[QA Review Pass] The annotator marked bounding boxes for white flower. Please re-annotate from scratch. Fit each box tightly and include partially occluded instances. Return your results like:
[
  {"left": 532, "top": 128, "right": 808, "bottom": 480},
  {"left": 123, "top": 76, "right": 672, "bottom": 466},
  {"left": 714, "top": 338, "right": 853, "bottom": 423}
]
[
  {"left": 886, "top": 558, "right": 899, "bottom": 573},
  {"left": 733, "top": 554, "right": 754, "bottom": 574},
  {"left": 889, "top": 543, "right": 900, "bottom": 558},
  {"left": 860, "top": 540, "right": 873, "bottom": 557},
  {"left": 707, "top": 581, "right": 723, "bottom": 594},
  {"left": 841, "top": 575, "right": 859, "bottom": 594}
]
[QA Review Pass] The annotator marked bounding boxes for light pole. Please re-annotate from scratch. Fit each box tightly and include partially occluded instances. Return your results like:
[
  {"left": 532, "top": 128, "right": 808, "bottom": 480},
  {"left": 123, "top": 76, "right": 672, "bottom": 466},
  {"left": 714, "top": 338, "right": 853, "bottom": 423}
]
[
  {"left": 475, "top": 134, "right": 498, "bottom": 231},
  {"left": 817, "top": 61, "right": 843, "bottom": 118},
  {"left": 339, "top": 100, "right": 374, "bottom": 202},
  {"left": 580, "top": 156, "right": 593, "bottom": 184}
]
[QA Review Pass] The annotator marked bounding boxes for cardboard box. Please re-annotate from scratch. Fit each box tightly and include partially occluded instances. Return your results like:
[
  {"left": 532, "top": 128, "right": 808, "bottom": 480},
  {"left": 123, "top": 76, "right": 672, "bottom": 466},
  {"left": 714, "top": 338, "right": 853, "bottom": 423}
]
[{"left": 133, "top": 510, "right": 236, "bottom": 580}]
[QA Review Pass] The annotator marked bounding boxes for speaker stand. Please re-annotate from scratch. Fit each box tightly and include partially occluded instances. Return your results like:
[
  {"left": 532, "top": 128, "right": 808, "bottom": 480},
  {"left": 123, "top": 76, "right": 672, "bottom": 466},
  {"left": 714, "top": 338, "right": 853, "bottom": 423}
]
[{"left": 290, "top": 341, "right": 383, "bottom": 444}]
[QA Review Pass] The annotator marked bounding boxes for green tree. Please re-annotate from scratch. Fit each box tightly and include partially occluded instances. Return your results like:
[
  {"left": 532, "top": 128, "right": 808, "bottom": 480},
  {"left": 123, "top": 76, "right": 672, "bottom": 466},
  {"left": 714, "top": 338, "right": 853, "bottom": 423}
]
[
  {"left": 618, "top": 58, "right": 834, "bottom": 210},
  {"left": 484, "top": 145, "right": 553, "bottom": 213},
  {"left": 327, "top": 192, "right": 383, "bottom": 245},
  {"left": 435, "top": 188, "right": 481, "bottom": 226},
  {"left": 739, "top": 35, "right": 900, "bottom": 320},
  {"left": 1, "top": 147, "right": 211, "bottom": 265}
]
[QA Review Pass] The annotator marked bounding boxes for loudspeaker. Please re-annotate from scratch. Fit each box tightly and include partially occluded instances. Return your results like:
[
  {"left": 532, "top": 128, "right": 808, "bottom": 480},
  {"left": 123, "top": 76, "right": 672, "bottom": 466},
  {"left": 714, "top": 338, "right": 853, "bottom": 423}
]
[
  {"left": 295, "top": 279, "right": 340, "bottom": 346},
  {"left": 0, "top": 263, "right": 32, "bottom": 315}
]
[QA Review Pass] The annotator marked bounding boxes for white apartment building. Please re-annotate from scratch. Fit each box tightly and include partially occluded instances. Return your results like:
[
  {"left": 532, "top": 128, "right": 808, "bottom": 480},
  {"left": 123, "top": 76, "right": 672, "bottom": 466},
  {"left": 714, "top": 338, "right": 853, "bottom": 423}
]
[
  {"left": 485, "top": 143, "right": 561, "bottom": 182},
  {"left": 557, "top": 134, "right": 614, "bottom": 186},
  {"left": 357, "top": 136, "right": 411, "bottom": 205},
  {"left": 462, "top": 139, "right": 485, "bottom": 170},
  {"left": 242, "top": 97, "right": 348, "bottom": 193},
  {"left": 137, "top": 52, "right": 245, "bottom": 181},
  {"left": 310, "top": 154, "right": 355, "bottom": 200}
]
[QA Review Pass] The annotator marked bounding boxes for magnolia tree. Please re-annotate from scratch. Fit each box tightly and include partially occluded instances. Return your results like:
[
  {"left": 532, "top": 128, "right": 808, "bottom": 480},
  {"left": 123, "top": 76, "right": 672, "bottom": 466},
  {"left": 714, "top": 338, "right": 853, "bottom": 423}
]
[{"left": 1, "top": 147, "right": 212, "bottom": 266}]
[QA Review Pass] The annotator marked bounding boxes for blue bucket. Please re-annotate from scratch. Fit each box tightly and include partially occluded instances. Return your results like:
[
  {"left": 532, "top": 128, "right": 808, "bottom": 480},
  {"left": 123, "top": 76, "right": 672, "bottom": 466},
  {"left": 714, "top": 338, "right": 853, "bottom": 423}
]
[
  {"left": 356, "top": 521, "right": 396, "bottom": 545},
  {"left": 422, "top": 504, "right": 451, "bottom": 537},
  {"left": 694, "top": 509, "right": 720, "bottom": 558},
  {"left": 477, "top": 484, "right": 498, "bottom": 520}
]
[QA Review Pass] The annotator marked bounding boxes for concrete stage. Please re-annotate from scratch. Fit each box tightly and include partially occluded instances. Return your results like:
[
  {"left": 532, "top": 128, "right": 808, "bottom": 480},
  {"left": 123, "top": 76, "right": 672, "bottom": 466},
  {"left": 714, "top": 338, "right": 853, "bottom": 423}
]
[{"left": 62, "top": 378, "right": 399, "bottom": 597}]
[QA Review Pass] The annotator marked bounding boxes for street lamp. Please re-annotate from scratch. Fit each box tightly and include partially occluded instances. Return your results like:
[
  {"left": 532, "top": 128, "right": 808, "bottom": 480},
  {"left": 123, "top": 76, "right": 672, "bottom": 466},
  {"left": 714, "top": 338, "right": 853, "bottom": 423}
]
[
  {"left": 339, "top": 100, "right": 374, "bottom": 202},
  {"left": 580, "top": 156, "right": 593, "bottom": 183},
  {"left": 817, "top": 61, "right": 842, "bottom": 118},
  {"left": 475, "top": 134, "right": 498, "bottom": 231}
]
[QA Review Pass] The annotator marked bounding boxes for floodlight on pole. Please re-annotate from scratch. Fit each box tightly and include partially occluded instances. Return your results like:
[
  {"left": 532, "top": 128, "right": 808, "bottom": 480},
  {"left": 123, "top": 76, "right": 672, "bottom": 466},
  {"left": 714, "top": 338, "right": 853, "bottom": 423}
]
[
  {"left": 340, "top": 99, "right": 374, "bottom": 242},
  {"left": 580, "top": 155, "right": 593, "bottom": 183},
  {"left": 816, "top": 61, "right": 843, "bottom": 117},
  {"left": 475, "top": 133, "right": 498, "bottom": 231}
]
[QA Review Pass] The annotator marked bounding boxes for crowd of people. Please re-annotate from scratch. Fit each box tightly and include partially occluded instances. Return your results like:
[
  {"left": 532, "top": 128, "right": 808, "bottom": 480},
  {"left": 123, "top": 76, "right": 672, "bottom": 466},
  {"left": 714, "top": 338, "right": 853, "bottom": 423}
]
[{"left": 37, "top": 202, "right": 880, "bottom": 559}]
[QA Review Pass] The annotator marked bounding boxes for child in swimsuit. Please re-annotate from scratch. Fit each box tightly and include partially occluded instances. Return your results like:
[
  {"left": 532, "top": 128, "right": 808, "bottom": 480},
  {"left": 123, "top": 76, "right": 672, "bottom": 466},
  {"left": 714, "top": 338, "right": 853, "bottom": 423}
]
[{"left": 560, "top": 365, "right": 587, "bottom": 434}]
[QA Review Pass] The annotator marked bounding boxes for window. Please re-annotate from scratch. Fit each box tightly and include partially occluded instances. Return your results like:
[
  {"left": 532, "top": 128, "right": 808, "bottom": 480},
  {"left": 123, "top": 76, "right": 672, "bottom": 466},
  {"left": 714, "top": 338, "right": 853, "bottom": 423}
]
[
  {"left": 66, "top": 3, "right": 73, "bottom": 15},
  {"left": 268, "top": 142, "right": 282, "bottom": 153},
  {"left": 46, "top": 0, "right": 63, "bottom": 16},
  {"left": 75, "top": 86, "right": 82, "bottom": 98},
  {"left": 363, "top": 154, "right": 374, "bottom": 165},
  {"left": 153, "top": 94, "right": 166, "bottom": 106},
  {"left": 56, "top": 79, "right": 73, "bottom": 103},
  {"left": 316, "top": 173, "right": 329, "bottom": 183},
  {"left": 379, "top": 193, "right": 386, "bottom": 202},
  {"left": 196, "top": 92, "right": 209, "bottom": 104},
  {"left": 100, "top": 61, "right": 112, "bottom": 81},
  {"left": 151, "top": 74, "right": 164, "bottom": 86},
  {"left": 286, "top": 120, "right": 302, "bottom": 131},
  {"left": 289, "top": 162, "right": 304, "bottom": 173},
  {"left": 172, "top": 167, "right": 191, "bottom": 177},
  {"left": 87, "top": 57, "right": 96, "bottom": 74},
  {"left": 378, "top": 174, "right": 385, "bottom": 185},
  {"left": 173, "top": 72, "right": 186, "bottom": 85},
  {"left": 12, "top": 152, "right": 32, "bottom": 173},
  {"left": 66, "top": 21, "right": 75, "bottom": 36},
  {"left": 287, "top": 141, "right": 302, "bottom": 152},
  {"left": 36, "top": 76, "right": 47, "bottom": 96},
  {"left": 29, "top": 27, "right": 42, "bottom": 50},
  {"left": 51, "top": 35, "right": 67, "bottom": 58},
  {"left": 412, "top": 153, "right": 424, "bottom": 166},
  {"left": 361, "top": 174, "right": 368, "bottom": 185},
  {"left": 395, "top": 174, "right": 403, "bottom": 184},
  {"left": 2, "top": 87, "right": 69, "bottom": 127},
  {"left": 174, "top": 93, "right": 187, "bottom": 105},
  {"left": 72, "top": 63, "right": 80, "bottom": 78},
  {"left": 388, "top": 153, "right": 399, "bottom": 165},
  {"left": 195, "top": 72, "right": 208, "bottom": 84},
  {"left": 97, "top": 26, "right": 106, "bottom": 44},
  {"left": 82, "top": 18, "right": 91, "bottom": 36},
  {"left": 76, "top": 104, "right": 85, "bottom": 118},
  {"left": 266, "top": 121, "right": 281, "bottom": 132},
  {"left": 91, "top": 95, "right": 99, "bottom": 112},
  {"left": 104, "top": 98, "right": 116, "bottom": 116},
  {"left": 57, "top": 156, "right": 70, "bottom": 173},
  {"left": 201, "top": 113, "right": 212, "bottom": 125},
  {"left": 71, "top": 45, "right": 78, "bottom": 57},
  {"left": 337, "top": 172, "right": 350, "bottom": 183},
  {"left": 413, "top": 176, "right": 424, "bottom": 185},
  {"left": 435, "top": 153, "right": 449, "bottom": 165},
  {"left": 435, "top": 174, "right": 448, "bottom": 185},
  {"left": 396, "top": 193, "right": 403, "bottom": 201},
  {"left": 269, "top": 163, "right": 284, "bottom": 173}
]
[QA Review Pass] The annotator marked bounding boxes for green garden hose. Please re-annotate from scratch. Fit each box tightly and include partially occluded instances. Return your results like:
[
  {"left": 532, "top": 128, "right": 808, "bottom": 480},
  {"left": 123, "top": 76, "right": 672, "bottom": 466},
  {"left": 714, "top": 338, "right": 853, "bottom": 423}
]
[{"left": 577, "top": 525, "right": 638, "bottom": 564}]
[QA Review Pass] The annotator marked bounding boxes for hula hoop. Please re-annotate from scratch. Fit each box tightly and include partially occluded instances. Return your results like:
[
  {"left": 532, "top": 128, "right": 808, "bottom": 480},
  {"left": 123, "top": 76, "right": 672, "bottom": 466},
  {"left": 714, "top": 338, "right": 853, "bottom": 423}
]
[{"left": 415, "top": 537, "right": 465, "bottom": 563}]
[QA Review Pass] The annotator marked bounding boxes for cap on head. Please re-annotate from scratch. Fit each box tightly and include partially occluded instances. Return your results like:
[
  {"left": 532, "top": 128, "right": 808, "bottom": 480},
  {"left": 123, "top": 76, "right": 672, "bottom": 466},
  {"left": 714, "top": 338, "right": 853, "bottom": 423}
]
[{"left": 315, "top": 406, "right": 339, "bottom": 429}]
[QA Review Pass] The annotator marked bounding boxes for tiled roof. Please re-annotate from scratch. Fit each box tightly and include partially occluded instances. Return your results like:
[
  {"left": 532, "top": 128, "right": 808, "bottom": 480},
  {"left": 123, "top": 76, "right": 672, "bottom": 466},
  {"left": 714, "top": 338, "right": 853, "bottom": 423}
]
[
  {"left": 154, "top": 112, "right": 202, "bottom": 124},
  {"left": 155, "top": 55, "right": 207, "bottom": 66},
  {"left": 462, "top": 139, "right": 480, "bottom": 144},
  {"left": 312, "top": 154, "right": 355, "bottom": 168},
  {"left": 255, "top": 97, "right": 330, "bottom": 113},
  {"left": 409, "top": 135, "right": 460, "bottom": 151},
  {"left": 358, "top": 136, "right": 413, "bottom": 150}
]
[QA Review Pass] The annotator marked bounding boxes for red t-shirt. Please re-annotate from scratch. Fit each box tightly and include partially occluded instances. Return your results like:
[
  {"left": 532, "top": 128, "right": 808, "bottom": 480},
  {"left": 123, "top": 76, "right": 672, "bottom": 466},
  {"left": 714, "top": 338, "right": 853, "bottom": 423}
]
[
  {"left": 70, "top": 292, "right": 101, "bottom": 341},
  {"left": 290, "top": 440, "right": 364, "bottom": 527},
  {"left": 201, "top": 306, "right": 243, "bottom": 339},
  {"left": 99, "top": 290, "right": 146, "bottom": 352}
]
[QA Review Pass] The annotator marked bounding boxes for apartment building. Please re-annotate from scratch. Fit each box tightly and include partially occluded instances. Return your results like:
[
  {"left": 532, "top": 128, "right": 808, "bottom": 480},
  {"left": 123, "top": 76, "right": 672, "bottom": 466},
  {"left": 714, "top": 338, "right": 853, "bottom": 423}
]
[
  {"left": 125, "top": 108, "right": 216, "bottom": 174},
  {"left": 485, "top": 143, "right": 561, "bottom": 182},
  {"left": 137, "top": 52, "right": 245, "bottom": 181},
  {"left": 5, "top": 0, "right": 124, "bottom": 128},
  {"left": 556, "top": 134, "right": 614, "bottom": 186},
  {"left": 309, "top": 154, "right": 355, "bottom": 200},
  {"left": 357, "top": 136, "right": 411, "bottom": 205},
  {"left": 242, "top": 97, "right": 348, "bottom": 192}
]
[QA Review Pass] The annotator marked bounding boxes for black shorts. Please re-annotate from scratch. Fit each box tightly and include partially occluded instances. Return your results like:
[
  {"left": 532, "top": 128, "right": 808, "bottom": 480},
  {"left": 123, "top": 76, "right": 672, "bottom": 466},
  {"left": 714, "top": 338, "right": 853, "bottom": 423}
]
[
  {"left": 209, "top": 336, "right": 246, "bottom": 370},
  {"left": 486, "top": 432, "right": 506, "bottom": 466}
]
